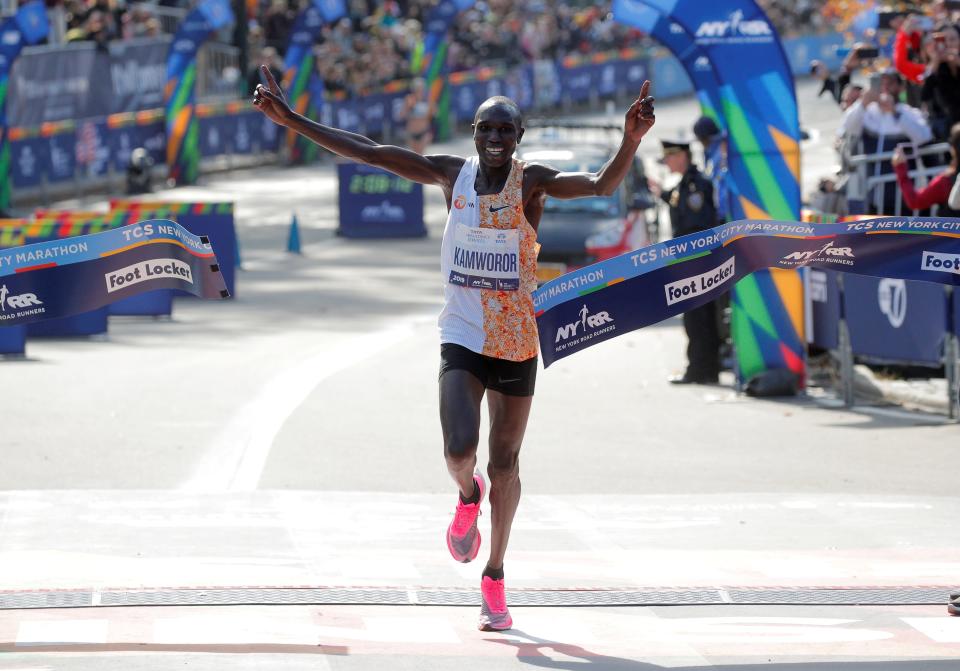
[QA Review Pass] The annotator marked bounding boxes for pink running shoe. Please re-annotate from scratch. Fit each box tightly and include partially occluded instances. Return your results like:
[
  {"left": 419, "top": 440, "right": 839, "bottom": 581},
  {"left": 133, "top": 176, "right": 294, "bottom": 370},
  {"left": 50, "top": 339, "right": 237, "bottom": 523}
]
[
  {"left": 478, "top": 575, "right": 513, "bottom": 631},
  {"left": 445, "top": 470, "right": 486, "bottom": 563}
]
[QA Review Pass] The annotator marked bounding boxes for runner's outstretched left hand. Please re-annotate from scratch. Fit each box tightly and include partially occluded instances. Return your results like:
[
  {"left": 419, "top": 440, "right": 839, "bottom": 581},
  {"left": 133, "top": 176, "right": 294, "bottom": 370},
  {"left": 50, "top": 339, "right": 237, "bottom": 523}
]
[
  {"left": 253, "top": 65, "right": 293, "bottom": 127},
  {"left": 625, "top": 80, "right": 655, "bottom": 143}
]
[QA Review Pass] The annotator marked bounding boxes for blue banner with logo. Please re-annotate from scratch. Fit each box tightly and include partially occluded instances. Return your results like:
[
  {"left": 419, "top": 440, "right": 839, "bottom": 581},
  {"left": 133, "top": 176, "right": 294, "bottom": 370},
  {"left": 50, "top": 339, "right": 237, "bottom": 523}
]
[
  {"left": 0, "top": 220, "right": 229, "bottom": 327},
  {"left": 10, "top": 136, "right": 48, "bottom": 190},
  {"left": 557, "top": 60, "right": 635, "bottom": 102},
  {"left": 807, "top": 269, "right": 840, "bottom": 350},
  {"left": 0, "top": 1, "right": 49, "bottom": 208},
  {"left": 844, "top": 275, "right": 948, "bottom": 366},
  {"left": 46, "top": 130, "right": 78, "bottom": 184},
  {"left": 535, "top": 218, "right": 960, "bottom": 368},
  {"left": 337, "top": 163, "right": 425, "bottom": 238},
  {"left": 421, "top": 0, "right": 474, "bottom": 57},
  {"left": 955, "top": 286, "right": 960, "bottom": 338},
  {"left": 165, "top": 0, "right": 234, "bottom": 185},
  {"left": 613, "top": 0, "right": 804, "bottom": 384},
  {"left": 281, "top": 0, "right": 346, "bottom": 163}
]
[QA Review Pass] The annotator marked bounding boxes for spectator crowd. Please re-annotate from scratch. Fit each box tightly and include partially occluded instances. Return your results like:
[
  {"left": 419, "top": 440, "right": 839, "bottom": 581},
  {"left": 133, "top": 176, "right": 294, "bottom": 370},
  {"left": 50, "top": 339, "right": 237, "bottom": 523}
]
[
  {"left": 810, "top": 1, "right": 960, "bottom": 217},
  {"left": 49, "top": 0, "right": 833, "bottom": 98}
]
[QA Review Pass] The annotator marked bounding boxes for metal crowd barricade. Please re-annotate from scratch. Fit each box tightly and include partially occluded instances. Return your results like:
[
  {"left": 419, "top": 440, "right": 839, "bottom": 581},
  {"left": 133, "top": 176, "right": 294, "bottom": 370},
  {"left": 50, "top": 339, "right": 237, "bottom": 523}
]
[
  {"left": 808, "top": 268, "right": 959, "bottom": 420},
  {"left": 845, "top": 141, "right": 951, "bottom": 216},
  {"left": 196, "top": 42, "right": 242, "bottom": 103},
  {"left": 140, "top": 3, "right": 188, "bottom": 36},
  {"left": 829, "top": 139, "right": 959, "bottom": 417}
]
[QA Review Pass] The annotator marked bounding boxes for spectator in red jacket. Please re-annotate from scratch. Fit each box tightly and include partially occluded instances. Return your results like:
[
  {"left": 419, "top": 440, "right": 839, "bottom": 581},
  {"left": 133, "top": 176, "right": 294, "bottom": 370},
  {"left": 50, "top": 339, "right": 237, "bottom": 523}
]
[
  {"left": 891, "top": 122, "right": 960, "bottom": 212},
  {"left": 893, "top": 13, "right": 931, "bottom": 85}
]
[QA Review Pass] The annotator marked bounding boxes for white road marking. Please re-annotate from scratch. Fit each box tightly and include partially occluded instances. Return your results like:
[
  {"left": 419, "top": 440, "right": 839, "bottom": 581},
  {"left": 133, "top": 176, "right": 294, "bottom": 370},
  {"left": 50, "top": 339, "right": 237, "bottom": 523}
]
[
  {"left": 655, "top": 617, "right": 894, "bottom": 644},
  {"left": 838, "top": 501, "right": 934, "bottom": 510},
  {"left": 183, "top": 317, "right": 431, "bottom": 492},
  {"left": 315, "top": 616, "right": 461, "bottom": 644},
  {"left": 153, "top": 615, "right": 317, "bottom": 645},
  {"left": 901, "top": 617, "right": 960, "bottom": 643},
  {"left": 16, "top": 620, "right": 109, "bottom": 646}
]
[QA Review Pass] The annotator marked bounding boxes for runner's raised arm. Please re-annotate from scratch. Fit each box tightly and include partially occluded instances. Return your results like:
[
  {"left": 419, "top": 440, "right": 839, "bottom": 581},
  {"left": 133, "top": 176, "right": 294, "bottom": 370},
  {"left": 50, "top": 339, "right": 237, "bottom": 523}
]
[
  {"left": 525, "top": 81, "right": 655, "bottom": 200},
  {"left": 253, "top": 65, "right": 462, "bottom": 190}
]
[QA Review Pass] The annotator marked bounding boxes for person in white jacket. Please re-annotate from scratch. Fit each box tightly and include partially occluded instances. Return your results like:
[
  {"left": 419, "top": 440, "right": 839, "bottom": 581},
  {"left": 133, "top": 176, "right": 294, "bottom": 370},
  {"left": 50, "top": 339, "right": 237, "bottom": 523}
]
[{"left": 837, "top": 69, "right": 933, "bottom": 147}]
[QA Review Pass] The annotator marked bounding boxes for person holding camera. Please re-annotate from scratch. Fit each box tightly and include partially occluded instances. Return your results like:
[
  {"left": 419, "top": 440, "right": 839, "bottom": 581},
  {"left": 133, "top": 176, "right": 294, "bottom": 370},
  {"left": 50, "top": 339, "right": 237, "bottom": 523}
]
[
  {"left": 838, "top": 68, "right": 932, "bottom": 148},
  {"left": 893, "top": 13, "right": 934, "bottom": 85},
  {"left": 921, "top": 24, "right": 960, "bottom": 140},
  {"left": 838, "top": 68, "right": 932, "bottom": 213},
  {"left": 811, "top": 44, "right": 875, "bottom": 107}
]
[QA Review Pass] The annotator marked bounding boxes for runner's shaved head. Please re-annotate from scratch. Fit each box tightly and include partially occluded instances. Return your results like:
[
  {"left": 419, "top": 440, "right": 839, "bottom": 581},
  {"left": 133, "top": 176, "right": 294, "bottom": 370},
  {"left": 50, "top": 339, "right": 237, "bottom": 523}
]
[{"left": 474, "top": 96, "right": 523, "bottom": 128}]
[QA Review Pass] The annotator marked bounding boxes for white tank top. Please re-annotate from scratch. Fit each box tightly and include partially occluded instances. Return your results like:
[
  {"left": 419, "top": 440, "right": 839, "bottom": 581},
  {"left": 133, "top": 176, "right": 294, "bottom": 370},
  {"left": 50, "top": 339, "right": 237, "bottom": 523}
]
[{"left": 438, "top": 156, "right": 539, "bottom": 362}]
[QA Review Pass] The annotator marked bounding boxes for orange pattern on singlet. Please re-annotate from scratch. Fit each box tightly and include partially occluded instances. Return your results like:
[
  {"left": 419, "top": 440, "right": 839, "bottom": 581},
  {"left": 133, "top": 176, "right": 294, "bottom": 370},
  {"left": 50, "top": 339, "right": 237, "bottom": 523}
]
[{"left": 478, "top": 159, "right": 539, "bottom": 361}]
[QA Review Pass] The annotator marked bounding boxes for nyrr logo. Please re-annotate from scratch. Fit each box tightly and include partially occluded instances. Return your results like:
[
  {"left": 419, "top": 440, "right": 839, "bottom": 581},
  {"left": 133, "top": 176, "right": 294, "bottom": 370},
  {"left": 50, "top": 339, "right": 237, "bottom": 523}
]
[
  {"left": 0, "top": 284, "right": 43, "bottom": 312},
  {"left": 878, "top": 278, "right": 907, "bottom": 329},
  {"left": 360, "top": 200, "right": 404, "bottom": 222},
  {"left": 782, "top": 241, "right": 854, "bottom": 266},
  {"left": 454, "top": 195, "right": 467, "bottom": 210},
  {"left": 695, "top": 10, "right": 772, "bottom": 42},
  {"left": 921, "top": 250, "right": 960, "bottom": 275},
  {"left": 555, "top": 304, "right": 614, "bottom": 343}
]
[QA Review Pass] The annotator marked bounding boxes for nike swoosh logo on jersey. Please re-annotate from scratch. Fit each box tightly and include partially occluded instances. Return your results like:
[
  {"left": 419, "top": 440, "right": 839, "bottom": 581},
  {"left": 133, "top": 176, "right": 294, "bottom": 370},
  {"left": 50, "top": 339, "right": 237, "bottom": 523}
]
[{"left": 490, "top": 204, "right": 511, "bottom": 212}]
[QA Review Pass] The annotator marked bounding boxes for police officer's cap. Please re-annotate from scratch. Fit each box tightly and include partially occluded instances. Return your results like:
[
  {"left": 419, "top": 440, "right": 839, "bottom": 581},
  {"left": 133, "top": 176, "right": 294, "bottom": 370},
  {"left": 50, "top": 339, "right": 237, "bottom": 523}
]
[
  {"left": 660, "top": 138, "right": 690, "bottom": 156},
  {"left": 693, "top": 116, "right": 721, "bottom": 142}
]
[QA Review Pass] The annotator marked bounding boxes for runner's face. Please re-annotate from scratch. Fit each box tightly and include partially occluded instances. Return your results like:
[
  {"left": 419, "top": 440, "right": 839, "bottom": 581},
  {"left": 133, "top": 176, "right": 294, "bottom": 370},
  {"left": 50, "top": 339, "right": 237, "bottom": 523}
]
[{"left": 473, "top": 106, "right": 522, "bottom": 169}]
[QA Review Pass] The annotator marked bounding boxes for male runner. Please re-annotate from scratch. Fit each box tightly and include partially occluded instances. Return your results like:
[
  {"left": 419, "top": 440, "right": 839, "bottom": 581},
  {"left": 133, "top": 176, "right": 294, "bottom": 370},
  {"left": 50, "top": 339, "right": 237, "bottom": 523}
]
[{"left": 253, "top": 66, "right": 655, "bottom": 631}]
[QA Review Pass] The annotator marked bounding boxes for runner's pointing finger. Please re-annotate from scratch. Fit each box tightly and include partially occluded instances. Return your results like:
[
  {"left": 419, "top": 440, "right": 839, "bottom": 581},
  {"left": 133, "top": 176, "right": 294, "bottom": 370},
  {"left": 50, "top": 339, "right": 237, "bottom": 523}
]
[
  {"left": 639, "top": 80, "right": 650, "bottom": 102},
  {"left": 261, "top": 64, "right": 282, "bottom": 96}
]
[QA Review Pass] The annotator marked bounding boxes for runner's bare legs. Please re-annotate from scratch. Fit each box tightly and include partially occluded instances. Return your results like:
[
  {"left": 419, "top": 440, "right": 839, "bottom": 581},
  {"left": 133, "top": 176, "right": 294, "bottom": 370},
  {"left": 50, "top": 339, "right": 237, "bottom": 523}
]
[
  {"left": 440, "top": 370, "right": 532, "bottom": 570},
  {"left": 440, "top": 370, "right": 485, "bottom": 498},
  {"left": 485, "top": 391, "right": 532, "bottom": 571}
]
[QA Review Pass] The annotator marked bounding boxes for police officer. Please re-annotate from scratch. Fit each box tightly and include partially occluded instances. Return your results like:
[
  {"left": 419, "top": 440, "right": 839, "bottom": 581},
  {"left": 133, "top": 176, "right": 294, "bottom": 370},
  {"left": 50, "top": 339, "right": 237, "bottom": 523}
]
[
  {"left": 693, "top": 116, "right": 732, "bottom": 224},
  {"left": 694, "top": 116, "right": 734, "bottom": 371},
  {"left": 653, "top": 138, "right": 721, "bottom": 384}
]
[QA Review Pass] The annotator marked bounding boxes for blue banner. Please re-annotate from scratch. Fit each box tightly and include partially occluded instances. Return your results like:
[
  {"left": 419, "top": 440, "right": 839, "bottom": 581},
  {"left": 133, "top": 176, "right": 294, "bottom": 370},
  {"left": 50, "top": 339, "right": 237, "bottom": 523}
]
[
  {"left": 0, "top": 1, "right": 49, "bottom": 208},
  {"left": 955, "top": 287, "right": 960, "bottom": 338},
  {"left": 422, "top": 0, "right": 473, "bottom": 56},
  {"left": 613, "top": 0, "right": 805, "bottom": 385},
  {"left": 75, "top": 119, "right": 111, "bottom": 178},
  {"left": 535, "top": 218, "right": 960, "bottom": 368},
  {"left": 315, "top": 0, "right": 346, "bottom": 23},
  {"left": 46, "top": 131, "right": 77, "bottom": 184},
  {"left": 0, "top": 220, "right": 229, "bottom": 327},
  {"left": 165, "top": 0, "right": 235, "bottom": 184},
  {"left": 844, "top": 276, "right": 948, "bottom": 366},
  {"left": 281, "top": 0, "right": 346, "bottom": 162},
  {"left": 337, "top": 163, "right": 425, "bottom": 238},
  {"left": 10, "top": 136, "right": 48, "bottom": 189},
  {"left": 110, "top": 120, "right": 166, "bottom": 171},
  {"left": 807, "top": 269, "right": 840, "bottom": 350},
  {"left": 13, "top": 1, "right": 48, "bottom": 44}
]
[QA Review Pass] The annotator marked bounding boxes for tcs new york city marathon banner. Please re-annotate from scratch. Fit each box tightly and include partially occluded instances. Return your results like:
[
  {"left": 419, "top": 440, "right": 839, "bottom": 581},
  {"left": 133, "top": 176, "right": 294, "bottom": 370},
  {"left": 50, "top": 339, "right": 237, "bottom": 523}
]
[
  {"left": 534, "top": 218, "right": 960, "bottom": 368},
  {"left": 0, "top": 220, "right": 228, "bottom": 326}
]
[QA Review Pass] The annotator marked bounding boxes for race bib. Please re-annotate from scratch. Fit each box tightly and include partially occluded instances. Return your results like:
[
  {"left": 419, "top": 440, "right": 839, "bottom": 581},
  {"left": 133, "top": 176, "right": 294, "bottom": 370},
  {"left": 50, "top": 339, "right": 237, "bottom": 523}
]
[{"left": 448, "top": 225, "right": 520, "bottom": 291}]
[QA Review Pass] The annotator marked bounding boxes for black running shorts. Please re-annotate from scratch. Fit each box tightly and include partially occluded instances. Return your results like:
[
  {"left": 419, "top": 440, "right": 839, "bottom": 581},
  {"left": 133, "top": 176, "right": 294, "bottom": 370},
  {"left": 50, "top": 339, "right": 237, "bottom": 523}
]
[{"left": 439, "top": 343, "right": 538, "bottom": 397}]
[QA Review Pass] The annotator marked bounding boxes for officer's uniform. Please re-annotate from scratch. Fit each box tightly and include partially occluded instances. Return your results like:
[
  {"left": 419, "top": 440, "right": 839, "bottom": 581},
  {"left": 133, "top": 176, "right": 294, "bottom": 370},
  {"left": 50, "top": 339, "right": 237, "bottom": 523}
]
[
  {"left": 661, "top": 140, "right": 721, "bottom": 384},
  {"left": 693, "top": 116, "right": 733, "bottom": 225}
]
